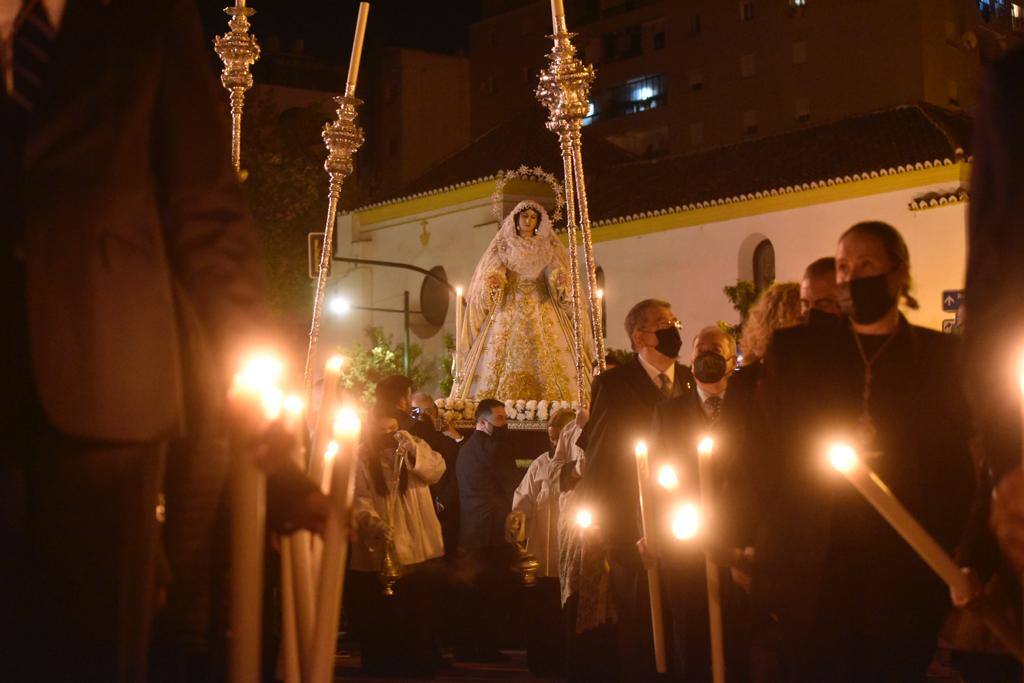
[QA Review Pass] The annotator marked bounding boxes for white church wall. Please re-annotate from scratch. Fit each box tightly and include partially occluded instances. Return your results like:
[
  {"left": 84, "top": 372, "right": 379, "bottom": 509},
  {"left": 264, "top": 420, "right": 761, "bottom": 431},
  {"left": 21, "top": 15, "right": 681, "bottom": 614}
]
[{"left": 326, "top": 174, "right": 967, "bottom": 392}]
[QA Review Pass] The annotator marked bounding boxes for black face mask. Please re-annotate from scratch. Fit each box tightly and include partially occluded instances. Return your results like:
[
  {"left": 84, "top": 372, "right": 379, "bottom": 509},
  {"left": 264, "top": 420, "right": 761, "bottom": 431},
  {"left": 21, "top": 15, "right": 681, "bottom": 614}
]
[
  {"left": 805, "top": 307, "right": 841, "bottom": 329},
  {"left": 840, "top": 273, "right": 898, "bottom": 325},
  {"left": 653, "top": 326, "right": 683, "bottom": 359},
  {"left": 490, "top": 423, "right": 510, "bottom": 440},
  {"left": 693, "top": 352, "right": 728, "bottom": 384}
]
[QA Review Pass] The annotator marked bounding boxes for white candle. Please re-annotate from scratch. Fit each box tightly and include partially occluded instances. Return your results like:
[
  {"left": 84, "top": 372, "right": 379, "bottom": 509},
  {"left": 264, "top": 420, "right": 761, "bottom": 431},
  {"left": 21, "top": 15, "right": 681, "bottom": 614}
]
[
  {"left": 279, "top": 537, "right": 302, "bottom": 683},
  {"left": 228, "top": 354, "right": 283, "bottom": 683},
  {"left": 345, "top": 3, "right": 370, "bottom": 96},
  {"left": 549, "top": 0, "right": 567, "bottom": 34},
  {"left": 634, "top": 441, "right": 668, "bottom": 674},
  {"left": 308, "top": 409, "right": 361, "bottom": 683},
  {"left": 454, "top": 286, "right": 463, "bottom": 380},
  {"left": 309, "top": 356, "right": 344, "bottom": 492},
  {"left": 828, "top": 444, "right": 970, "bottom": 596},
  {"left": 696, "top": 437, "right": 725, "bottom": 683}
]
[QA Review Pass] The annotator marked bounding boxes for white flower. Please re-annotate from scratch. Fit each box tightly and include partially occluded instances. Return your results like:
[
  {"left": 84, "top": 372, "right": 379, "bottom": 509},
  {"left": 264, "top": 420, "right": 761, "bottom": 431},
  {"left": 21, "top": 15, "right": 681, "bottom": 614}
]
[
  {"left": 434, "top": 398, "right": 445, "bottom": 409},
  {"left": 571, "top": 402, "right": 580, "bottom": 410},
  {"left": 517, "top": 410, "right": 528, "bottom": 421},
  {"left": 524, "top": 410, "right": 536, "bottom": 421},
  {"left": 537, "top": 399, "right": 549, "bottom": 410},
  {"left": 515, "top": 399, "right": 526, "bottom": 409},
  {"left": 454, "top": 399, "right": 465, "bottom": 410},
  {"left": 463, "top": 403, "right": 474, "bottom": 419},
  {"left": 526, "top": 400, "right": 537, "bottom": 410}
]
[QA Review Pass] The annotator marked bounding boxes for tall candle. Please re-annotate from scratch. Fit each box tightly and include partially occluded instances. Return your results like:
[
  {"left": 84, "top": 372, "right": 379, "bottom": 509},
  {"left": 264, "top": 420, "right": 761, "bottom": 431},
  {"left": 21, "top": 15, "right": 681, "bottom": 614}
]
[
  {"left": 634, "top": 441, "right": 668, "bottom": 674},
  {"left": 454, "top": 286, "right": 463, "bottom": 380},
  {"left": 228, "top": 355, "right": 283, "bottom": 683},
  {"left": 345, "top": 3, "right": 370, "bottom": 97},
  {"left": 307, "top": 409, "right": 361, "bottom": 683},
  {"left": 696, "top": 437, "right": 726, "bottom": 683},
  {"left": 828, "top": 444, "right": 970, "bottom": 596},
  {"left": 549, "top": 0, "right": 567, "bottom": 34},
  {"left": 309, "top": 355, "right": 344, "bottom": 492}
]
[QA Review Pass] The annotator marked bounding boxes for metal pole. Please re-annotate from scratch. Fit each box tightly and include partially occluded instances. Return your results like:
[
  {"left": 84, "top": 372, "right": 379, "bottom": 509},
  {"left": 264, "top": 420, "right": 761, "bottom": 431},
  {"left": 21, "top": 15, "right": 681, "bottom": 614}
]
[{"left": 403, "top": 291, "right": 411, "bottom": 377}]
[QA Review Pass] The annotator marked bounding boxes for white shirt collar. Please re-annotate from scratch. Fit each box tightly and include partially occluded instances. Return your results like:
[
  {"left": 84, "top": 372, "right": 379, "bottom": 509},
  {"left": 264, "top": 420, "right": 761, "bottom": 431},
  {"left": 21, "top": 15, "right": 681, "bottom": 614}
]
[{"left": 637, "top": 353, "right": 674, "bottom": 387}]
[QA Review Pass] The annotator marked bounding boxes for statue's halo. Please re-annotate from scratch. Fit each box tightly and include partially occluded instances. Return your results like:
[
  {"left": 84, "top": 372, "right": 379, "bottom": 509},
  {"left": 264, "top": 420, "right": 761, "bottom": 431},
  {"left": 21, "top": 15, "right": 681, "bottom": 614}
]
[{"left": 491, "top": 165, "right": 564, "bottom": 224}]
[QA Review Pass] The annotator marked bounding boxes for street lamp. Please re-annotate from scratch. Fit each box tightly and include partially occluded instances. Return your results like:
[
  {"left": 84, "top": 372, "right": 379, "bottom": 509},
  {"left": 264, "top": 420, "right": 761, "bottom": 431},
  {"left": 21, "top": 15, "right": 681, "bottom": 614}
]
[{"left": 327, "top": 291, "right": 417, "bottom": 376}]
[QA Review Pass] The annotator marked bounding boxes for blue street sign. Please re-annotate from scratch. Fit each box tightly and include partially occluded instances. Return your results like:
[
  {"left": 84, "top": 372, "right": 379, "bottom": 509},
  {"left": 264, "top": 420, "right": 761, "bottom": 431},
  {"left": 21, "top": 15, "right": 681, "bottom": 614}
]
[{"left": 941, "top": 289, "right": 963, "bottom": 312}]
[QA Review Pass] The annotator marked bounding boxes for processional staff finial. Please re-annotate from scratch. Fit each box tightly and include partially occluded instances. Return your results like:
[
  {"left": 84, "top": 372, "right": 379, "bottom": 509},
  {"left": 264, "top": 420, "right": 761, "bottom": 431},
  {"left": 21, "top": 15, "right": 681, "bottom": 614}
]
[{"left": 536, "top": 0, "right": 607, "bottom": 409}]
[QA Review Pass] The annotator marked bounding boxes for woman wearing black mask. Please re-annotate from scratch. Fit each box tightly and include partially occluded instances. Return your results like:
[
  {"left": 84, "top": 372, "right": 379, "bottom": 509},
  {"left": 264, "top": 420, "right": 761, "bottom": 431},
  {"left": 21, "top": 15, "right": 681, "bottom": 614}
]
[{"left": 750, "top": 221, "right": 975, "bottom": 681}]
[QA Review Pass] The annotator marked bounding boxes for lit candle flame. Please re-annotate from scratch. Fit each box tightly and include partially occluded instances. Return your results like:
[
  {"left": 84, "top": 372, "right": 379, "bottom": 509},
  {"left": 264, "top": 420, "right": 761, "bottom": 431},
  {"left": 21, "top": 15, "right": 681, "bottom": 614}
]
[
  {"left": 828, "top": 443, "right": 858, "bottom": 473},
  {"left": 576, "top": 508, "right": 594, "bottom": 529},
  {"left": 634, "top": 441, "right": 649, "bottom": 461},
  {"left": 697, "top": 436, "right": 714, "bottom": 458},
  {"left": 233, "top": 353, "right": 284, "bottom": 395},
  {"left": 324, "top": 440, "right": 340, "bottom": 462},
  {"left": 326, "top": 355, "right": 344, "bottom": 374},
  {"left": 596, "top": 288, "right": 604, "bottom": 300},
  {"left": 333, "top": 407, "right": 361, "bottom": 439},
  {"left": 283, "top": 394, "right": 304, "bottom": 418},
  {"left": 260, "top": 387, "right": 285, "bottom": 421},
  {"left": 672, "top": 502, "right": 701, "bottom": 540},
  {"left": 657, "top": 464, "right": 679, "bottom": 491},
  {"left": 456, "top": 285, "right": 463, "bottom": 297}
]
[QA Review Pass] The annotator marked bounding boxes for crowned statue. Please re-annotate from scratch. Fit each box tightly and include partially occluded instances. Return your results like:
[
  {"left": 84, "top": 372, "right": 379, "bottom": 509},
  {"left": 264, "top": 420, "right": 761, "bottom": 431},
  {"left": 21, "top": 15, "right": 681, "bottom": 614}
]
[{"left": 452, "top": 197, "right": 593, "bottom": 404}]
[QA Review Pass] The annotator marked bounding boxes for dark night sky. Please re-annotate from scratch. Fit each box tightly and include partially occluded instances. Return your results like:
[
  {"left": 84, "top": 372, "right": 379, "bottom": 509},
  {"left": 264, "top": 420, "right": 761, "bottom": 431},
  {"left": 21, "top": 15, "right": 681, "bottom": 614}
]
[{"left": 199, "top": 0, "right": 481, "bottom": 61}]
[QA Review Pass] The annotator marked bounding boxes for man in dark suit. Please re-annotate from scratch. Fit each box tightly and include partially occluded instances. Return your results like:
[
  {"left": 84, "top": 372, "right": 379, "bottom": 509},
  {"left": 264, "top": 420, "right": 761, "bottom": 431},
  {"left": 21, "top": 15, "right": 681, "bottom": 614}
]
[
  {"left": 455, "top": 398, "right": 520, "bottom": 659},
  {"left": 652, "top": 325, "right": 755, "bottom": 681},
  {"left": 1, "top": 2, "right": 265, "bottom": 680},
  {"left": 575, "top": 298, "right": 694, "bottom": 680}
]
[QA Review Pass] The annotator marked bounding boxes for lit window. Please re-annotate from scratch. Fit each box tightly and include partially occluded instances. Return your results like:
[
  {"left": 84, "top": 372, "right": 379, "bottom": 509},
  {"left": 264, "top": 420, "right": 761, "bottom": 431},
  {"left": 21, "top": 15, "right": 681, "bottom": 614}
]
[
  {"left": 740, "top": 0, "right": 754, "bottom": 21},
  {"left": 740, "top": 53, "right": 756, "bottom": 78},
  {"left": 795, "top": 98, "right": 810, "bottom": 123},
  {"left": 688, "top": 68, "right": 704, "bottom": 91},
  {"left": 605, "top": 74, "right": 667, "bottom": 118},
  {"left": 1013, "top": 3, "right": 1023, "bottom": 30},
  {"left": 583, "top": 101, "right": 599, "bottom": 126},
  {"left": 790, "top": 0, "right": 806, "bottom": 6},
  {"left": 792, "top": 41, "right": 807, "bottom": 64},
  {"left": 689, "top": 122, "right": 704, "bottom": 146}
]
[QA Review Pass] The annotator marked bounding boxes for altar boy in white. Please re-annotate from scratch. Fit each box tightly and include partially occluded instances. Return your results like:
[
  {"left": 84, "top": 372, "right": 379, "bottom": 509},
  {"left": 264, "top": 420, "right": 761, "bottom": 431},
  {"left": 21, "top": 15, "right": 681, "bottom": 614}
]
[{"left": 347, "top": 405, "right": 447, "bottom": 677}]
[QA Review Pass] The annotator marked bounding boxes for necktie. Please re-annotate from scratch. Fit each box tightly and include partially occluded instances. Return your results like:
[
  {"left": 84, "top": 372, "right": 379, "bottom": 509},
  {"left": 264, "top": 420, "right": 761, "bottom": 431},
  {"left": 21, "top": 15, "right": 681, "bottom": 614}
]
[
  {"left": 705, "top": 395, "right": 723, "bottom": 422},
  {"left": 4, "top": 0, "right": 55, "bottom": 111},
  {"left": 658, "top": 373, "right": 673, "bottom": 398}
]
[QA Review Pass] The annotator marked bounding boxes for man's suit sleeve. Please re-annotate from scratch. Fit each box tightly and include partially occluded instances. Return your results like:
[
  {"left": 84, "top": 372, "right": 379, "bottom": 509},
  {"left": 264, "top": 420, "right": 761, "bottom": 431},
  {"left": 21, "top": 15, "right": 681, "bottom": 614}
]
[{"left": 154, "top": 0, "right": 267, "bottom": 370}]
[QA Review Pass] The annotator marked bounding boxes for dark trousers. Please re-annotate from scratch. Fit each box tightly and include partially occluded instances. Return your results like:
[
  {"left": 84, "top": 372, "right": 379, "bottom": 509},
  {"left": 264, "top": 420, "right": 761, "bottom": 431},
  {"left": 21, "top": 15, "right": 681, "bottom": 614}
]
[
  {"left": 608, "top": 543, "right": 659, "bottom": 682},
  {"left": 455, "top": 545, "right": 516, "bottom": 659},
  {"left": 563, "top": 592, "right": 618, "bottom": 682},
  {"left": 524, "top": 576, "right": 565, "bottom": 676},
  {"left": 0, "top": 409, "right": 166, "bottom": 682},
  {"left": 347, "top": 562, "right": 442, "bottom": 677}
]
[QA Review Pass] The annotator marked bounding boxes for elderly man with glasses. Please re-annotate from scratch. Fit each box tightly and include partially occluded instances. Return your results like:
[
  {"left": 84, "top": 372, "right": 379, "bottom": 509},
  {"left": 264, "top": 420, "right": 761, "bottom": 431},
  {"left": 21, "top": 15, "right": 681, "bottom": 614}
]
[{"left": 571, "top": 298, "right": 695, "bottom": 681}]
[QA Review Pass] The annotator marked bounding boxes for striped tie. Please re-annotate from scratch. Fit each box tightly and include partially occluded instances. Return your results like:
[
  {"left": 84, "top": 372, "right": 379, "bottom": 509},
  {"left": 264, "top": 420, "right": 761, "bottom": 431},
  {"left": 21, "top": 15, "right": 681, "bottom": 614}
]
[{"left": 6, "top": 1, "right": 55, "bottom": 111}]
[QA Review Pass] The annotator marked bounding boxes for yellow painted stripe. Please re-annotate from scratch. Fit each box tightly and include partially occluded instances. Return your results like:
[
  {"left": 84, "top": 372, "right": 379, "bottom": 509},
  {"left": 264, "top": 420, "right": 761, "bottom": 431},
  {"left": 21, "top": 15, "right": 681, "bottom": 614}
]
[
  {"left": 356, "top": 178, "right": 555, "bottom": 227},
  {"left": 567, "top": 163, "right": 969, "bottom": 244}
]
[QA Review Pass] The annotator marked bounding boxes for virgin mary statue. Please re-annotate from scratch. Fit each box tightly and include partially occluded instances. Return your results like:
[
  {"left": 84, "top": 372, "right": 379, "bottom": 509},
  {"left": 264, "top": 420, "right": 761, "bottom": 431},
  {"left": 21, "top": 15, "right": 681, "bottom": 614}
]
[{"left": 452, "top": 200, "right": 592, "bottom": 403}]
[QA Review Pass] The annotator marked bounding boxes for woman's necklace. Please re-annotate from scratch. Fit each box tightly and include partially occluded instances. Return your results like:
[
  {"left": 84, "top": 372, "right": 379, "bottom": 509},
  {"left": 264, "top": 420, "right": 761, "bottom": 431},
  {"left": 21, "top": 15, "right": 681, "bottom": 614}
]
[{"left": 851, "top": 325, "right": 898, "bottom": 455}]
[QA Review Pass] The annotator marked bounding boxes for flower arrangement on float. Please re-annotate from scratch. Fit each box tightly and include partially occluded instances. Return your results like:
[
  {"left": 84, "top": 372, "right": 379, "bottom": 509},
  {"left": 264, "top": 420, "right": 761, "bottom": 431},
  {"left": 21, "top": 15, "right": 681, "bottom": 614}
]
[{"left": 434, "top": 397, "right": 580, "bottom": 426}]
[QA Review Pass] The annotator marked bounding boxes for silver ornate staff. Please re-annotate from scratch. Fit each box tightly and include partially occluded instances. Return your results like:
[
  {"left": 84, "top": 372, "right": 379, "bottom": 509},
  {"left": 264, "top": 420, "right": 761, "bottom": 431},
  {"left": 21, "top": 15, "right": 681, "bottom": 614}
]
[
  {"left": 303, "top": 3, "right": 369, "bottom": 398},
  {"left": 536, "top": 0, "right": 607, "bottom": 406},
  {"left": 214, "top": 0, "right": 261, "bottom": 175}
]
